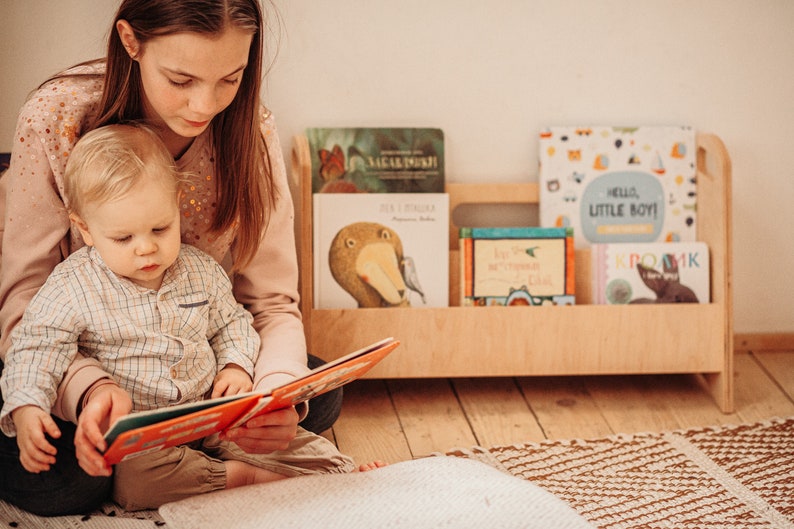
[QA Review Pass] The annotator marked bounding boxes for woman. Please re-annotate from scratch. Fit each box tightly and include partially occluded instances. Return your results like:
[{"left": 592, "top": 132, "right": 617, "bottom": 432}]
[{"left": 0, "top": 0, "right": 341, "bottom": 516}]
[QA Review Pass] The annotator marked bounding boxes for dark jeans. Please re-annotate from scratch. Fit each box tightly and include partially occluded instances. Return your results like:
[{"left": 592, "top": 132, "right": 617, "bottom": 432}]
[
  {"left": 300, "top": 354, "right": 344, "bottom": 434},
  {"left": 0, "top": 354, "right": 342, "bottom": 516},
  {"left": 0, "top": 411, "right": 111, "bottom": 516}
]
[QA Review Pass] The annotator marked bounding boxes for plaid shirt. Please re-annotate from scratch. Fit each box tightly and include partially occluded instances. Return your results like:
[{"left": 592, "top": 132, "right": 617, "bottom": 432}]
[{"left": 0, "top": 244, "right": 258, "bottom": 436}]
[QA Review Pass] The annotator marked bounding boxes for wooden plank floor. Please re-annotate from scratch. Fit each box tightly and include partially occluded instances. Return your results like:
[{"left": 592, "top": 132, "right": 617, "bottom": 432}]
[{"left": 325, "top": 350, "right": 794, "bottom": 466}]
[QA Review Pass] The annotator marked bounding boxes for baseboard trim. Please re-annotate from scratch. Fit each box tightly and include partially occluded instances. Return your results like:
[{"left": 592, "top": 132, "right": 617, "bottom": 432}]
[{"left": 734, "top": 333, "right": 794, "bottom": 353}]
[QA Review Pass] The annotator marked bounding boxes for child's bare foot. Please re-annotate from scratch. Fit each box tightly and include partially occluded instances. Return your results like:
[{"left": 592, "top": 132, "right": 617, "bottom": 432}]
[
  {"left": 358, "top": 460, "right": 387, "bottom": 472},
  {"left": 225, "top": 460, "right": 288, "bottom": 489}
]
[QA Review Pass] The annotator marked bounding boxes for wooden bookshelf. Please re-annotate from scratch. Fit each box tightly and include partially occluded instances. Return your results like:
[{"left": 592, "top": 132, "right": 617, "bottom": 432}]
[{"left": 290, "top": 133, "right": 734, "bottom": 412}]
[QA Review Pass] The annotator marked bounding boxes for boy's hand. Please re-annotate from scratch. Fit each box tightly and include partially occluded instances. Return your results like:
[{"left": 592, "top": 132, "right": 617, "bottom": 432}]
[
  {"left": 12, "top": 405, "right": 61, "bottom": 473},
  {"left": 211, "top": 364, "right": 253, "bottom": 398},
  {"left": 75, "top": 383, "right": 132, "bottom": 477}
]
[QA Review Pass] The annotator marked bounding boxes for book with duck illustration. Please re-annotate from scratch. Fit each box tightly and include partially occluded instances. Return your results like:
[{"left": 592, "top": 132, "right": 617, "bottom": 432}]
[{"left": 313, "top": 192, "right": 449, "bottom": 309}]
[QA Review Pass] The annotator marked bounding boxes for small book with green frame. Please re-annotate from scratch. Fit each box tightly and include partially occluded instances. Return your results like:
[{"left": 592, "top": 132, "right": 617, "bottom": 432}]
[{"left": 460, "top": 227, "right": 575, "bottom": 306}]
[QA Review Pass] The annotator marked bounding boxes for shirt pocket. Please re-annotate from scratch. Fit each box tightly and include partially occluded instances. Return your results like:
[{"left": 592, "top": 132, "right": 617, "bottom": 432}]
[{"left": 174, "top": 293, "right": 211, "bottom": 343}]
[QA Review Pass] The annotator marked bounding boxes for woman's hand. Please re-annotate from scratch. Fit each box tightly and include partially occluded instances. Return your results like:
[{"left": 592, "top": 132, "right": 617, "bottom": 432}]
[
  {"left": 75, "top": 383, "right": 132, "bottom": 477},
  {"left": 220, "top": 406, "right": 299, "bottom": 453}
]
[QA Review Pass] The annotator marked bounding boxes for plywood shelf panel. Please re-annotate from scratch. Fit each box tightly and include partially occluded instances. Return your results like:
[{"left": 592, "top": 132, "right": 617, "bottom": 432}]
[{"left": 309, "top": 303, "right": 726, "bottom": 377}]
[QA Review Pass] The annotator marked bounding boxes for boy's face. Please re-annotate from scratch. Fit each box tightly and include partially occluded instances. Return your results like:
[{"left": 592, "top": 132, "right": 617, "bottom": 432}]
[{"left": 73, "top": 175, "right": 182, "bottom": 290}]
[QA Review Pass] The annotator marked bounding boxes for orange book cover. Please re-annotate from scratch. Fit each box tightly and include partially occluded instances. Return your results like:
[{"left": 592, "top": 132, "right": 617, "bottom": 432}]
[
  {"left": 461, "top": 236, "right": 473, "bottom": 301},
  {"left": 102, "top": 337, "right": 400, "bottom": 465}
]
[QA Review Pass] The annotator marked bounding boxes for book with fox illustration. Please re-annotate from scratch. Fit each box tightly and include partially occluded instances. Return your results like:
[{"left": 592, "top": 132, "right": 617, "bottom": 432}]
[
  {"left": 591, "top": 242, "right": 709, "bottom": 305},
  {"left": 102, "top": 337, "right": 400, "bottom": 465},
  {"left": 306, "top": 128, "right": 444, "bottom": 194}
]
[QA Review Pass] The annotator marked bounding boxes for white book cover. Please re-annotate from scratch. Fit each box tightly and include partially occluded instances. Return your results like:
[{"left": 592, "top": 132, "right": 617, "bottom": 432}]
[
  {"left": 539, "top": 126, "right": 696, "bottom": 249},
  {"left": 591, "top": 242, "right": 709, "bottom": 305},
  {"left": 313, "top": 193, "right": 449, "bottom": 309}
]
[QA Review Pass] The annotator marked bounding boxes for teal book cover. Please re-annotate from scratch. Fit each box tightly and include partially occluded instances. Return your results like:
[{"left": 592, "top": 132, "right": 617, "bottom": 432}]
[{"left": 306, "top": 128, "right": 444, "bottom": 194}]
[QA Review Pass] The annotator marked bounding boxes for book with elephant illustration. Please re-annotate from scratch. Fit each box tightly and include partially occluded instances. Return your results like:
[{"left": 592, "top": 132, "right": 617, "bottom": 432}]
[
  {"left": 306, "top": 127, "right": 444, "bottom": 194},
  {"left": 591, "top": 241, "right": 709, "bottom": 304},
  {"left": 101, "top": 337, "right": 400, "bottom": 465},
  {"left": 538, "top": 126, "right": 697, "bottom": 249},
  {"left": 312, "top": 193, "right": 449, "bottom": 309}
]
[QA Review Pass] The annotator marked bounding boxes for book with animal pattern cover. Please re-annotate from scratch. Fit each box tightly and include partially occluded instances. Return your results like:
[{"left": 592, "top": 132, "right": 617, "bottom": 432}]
[
  {"left": 539, "top": 126, "right": 696, "bottom": 249},
  {"left": 102, "top": 337, "right": 400, "bottom": 465},
  {"left": 460, "top": 227, "right": 575, "bottom": 306},
  {"left": 313, "top": 193, "right": 449, "bottom": 309},
  {"left": 591, "top": 241, "right": 709, "bottom": 305},
  {"left": 306, "top": 128, "right": 444, "bottom": 193}
]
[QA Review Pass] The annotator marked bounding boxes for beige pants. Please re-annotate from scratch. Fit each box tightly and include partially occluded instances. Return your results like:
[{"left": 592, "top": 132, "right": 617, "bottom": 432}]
[{"left": 113, "top": 427, "right": 356, "bottom": 510}]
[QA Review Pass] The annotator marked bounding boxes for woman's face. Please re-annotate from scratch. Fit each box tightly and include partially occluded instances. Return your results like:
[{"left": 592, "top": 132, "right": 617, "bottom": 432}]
[{"left": 118, "top": 21, "right": 253, "bottom": 155}]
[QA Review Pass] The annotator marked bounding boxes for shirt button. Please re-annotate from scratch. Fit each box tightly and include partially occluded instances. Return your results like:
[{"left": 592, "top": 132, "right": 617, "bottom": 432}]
[{"left": 170, "top": 368, "right": 177, "bottom": 378}]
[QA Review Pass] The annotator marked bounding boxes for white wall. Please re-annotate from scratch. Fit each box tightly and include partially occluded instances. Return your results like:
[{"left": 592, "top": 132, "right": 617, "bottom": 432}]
[{"left": 2, "top": 0, "right": 793, "bottom": 334}]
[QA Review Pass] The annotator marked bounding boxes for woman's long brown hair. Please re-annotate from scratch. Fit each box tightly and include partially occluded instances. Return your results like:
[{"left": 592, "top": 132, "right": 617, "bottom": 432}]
[{"left": 63, "top": 0, "right": 276, "bottom": 270}]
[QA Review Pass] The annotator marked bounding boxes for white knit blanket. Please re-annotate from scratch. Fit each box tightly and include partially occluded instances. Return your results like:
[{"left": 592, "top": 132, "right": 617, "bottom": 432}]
[{"left": 160, "top": 456, "right": 593, "bottom": 529}]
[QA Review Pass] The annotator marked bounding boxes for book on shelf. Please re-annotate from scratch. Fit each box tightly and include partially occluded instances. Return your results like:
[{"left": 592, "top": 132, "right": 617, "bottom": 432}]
[
  {"left": 102, "top": 337, "right": 400, "bottom": 465},
  {"left": 460, "top": 227, "right": 575, "bottom": 306},
  {"left": 306, "top": 127, "right": 444, "bottom": 193},
  {"left": 313, "top": 192, "right": 449, "bottom": 309},
  {"left": 591, "top": 241, "right": 709, "bottom": 305},
  {"left": 539, "top": 126, "right": 697, "bottom": 249}
]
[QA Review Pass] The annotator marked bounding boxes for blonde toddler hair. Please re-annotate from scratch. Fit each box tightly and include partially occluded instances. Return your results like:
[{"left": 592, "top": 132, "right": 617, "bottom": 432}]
[{"left": 63, "top": 123, "right": 180, "bottom": 218}]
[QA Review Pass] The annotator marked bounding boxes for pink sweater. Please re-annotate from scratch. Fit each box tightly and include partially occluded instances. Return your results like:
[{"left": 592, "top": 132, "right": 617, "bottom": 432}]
[{"left": 0, "top": 63, "right": 309, "bottom": 422}]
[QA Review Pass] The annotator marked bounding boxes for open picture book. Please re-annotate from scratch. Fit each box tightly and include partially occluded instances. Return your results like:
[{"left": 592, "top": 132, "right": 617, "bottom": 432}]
[{"left": 102, "top": 337, "right": 400, "bottom": 465}]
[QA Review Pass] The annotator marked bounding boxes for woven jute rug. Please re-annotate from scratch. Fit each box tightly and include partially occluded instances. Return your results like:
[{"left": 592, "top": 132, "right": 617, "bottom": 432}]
[{"left": 447, "top": 416, "right": 794, "bottom": 529}]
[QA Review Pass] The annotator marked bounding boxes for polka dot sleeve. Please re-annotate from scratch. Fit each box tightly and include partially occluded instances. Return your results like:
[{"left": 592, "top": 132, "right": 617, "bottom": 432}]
[{"left": 0, "top": 71, "right": 101, "bottom": 357}]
